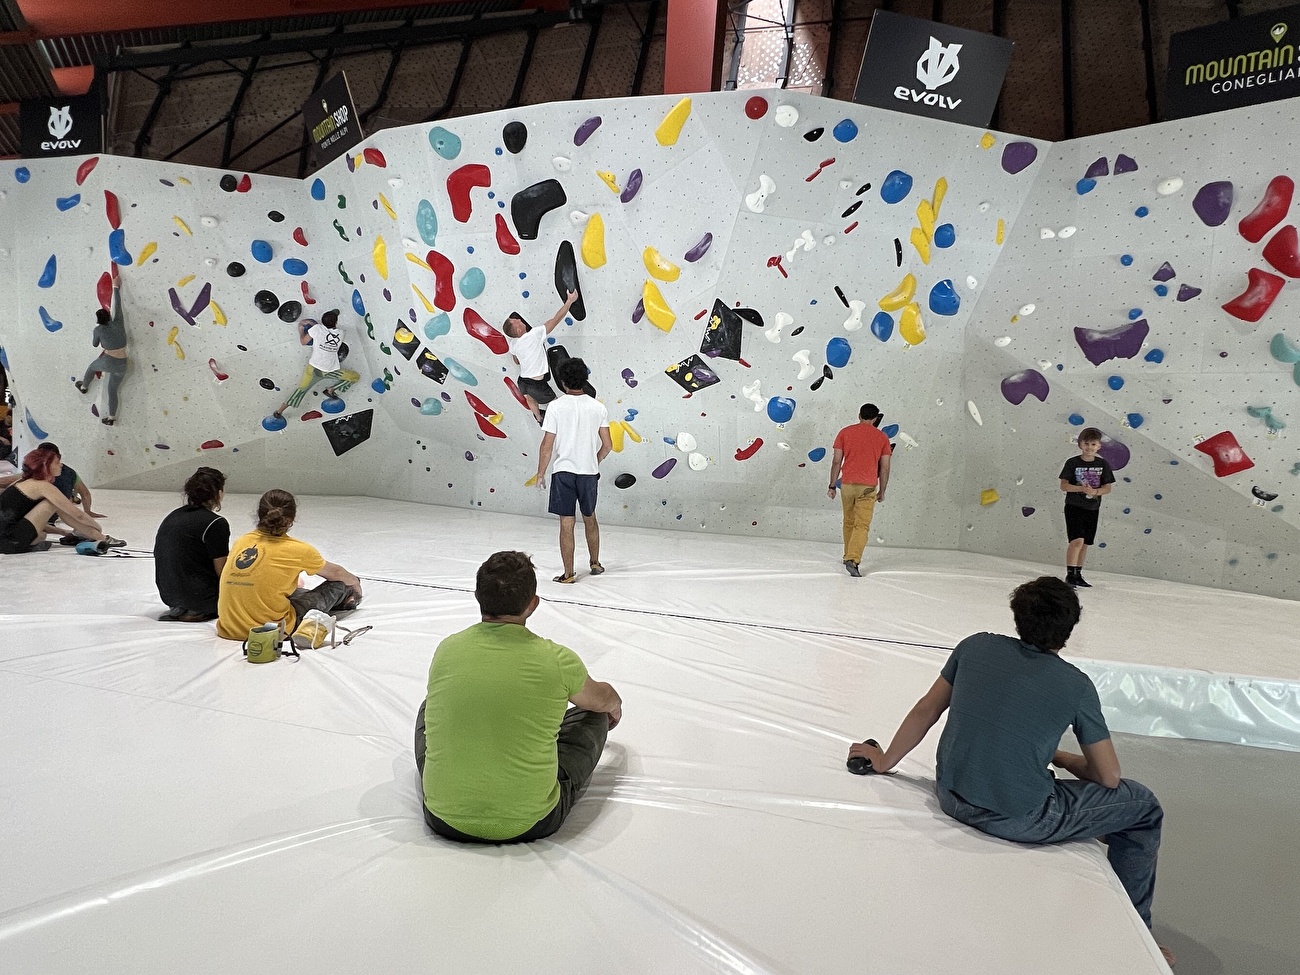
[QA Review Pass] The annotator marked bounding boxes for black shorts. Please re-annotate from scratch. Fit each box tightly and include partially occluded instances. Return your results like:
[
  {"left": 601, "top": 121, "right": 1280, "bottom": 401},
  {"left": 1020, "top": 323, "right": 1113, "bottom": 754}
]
[
  {"left": 1064, "top": 504, "right": 1100, "bottom": 545},
  {"left": 549, "top": 471, "right": 598, "bottom": 518},
  {"left": 517, "top": 374, "right": 557, "bottom": 406},
  {"left": 0, "top": 517, "right": 39, "bottom": 554}
]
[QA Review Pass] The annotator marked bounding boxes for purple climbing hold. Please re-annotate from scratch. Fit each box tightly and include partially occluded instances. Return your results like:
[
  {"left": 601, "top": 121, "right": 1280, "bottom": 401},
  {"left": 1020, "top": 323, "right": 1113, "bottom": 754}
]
[
  {"left": 1001, "top": 142, "right": 1038, "bottom": 175},
  {"left": 1074, "top": 319, "right": 1150, "bottom": 366},
  {"left": 1176, "top": 284, "right": 1201, "bottom": 301},
  {"left": 1000, "top": 369, "right": 1051, "bottom": 406},
  {"left": 621, "top": 368, "right": 638, "bottom": 388},
  {"left": 652, "top": 457, "right": 678, "bottom": 479},
  {"left": 620, "top": 168, "right": 642, "bottom": 204},
  {"left": 1084, "top": 157, "right": 1109, "bottom": 179},
  {"left": 574, "top": 116, "right": 602, "bottom": 146},
  {"left": 1114, "top": 154, "right": 1139, "bottom": 175},
  {"left": 632, "top": 299, "right": 645, "bottom": 324},
  {"left": 1152, "top": 261, "right": 1176, "bottom": 282},
  {"left": 1021, "top": 507, "right": 1036, "bottom": 517},
  {"left": 1192, "top": 181, "right": 1234, "bottom": 227},
  {"left": 684, "top": 233, "right": 713, "bottom": 263},
  {"left": 1098, "top": 436, "right": 1131, "bottom": 471}
]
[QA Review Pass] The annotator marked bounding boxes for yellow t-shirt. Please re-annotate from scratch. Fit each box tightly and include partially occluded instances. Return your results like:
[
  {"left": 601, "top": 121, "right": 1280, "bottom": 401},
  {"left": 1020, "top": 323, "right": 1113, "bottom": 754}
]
[{"left": 217, "top": 531, "right": 326, "bottom": 640}]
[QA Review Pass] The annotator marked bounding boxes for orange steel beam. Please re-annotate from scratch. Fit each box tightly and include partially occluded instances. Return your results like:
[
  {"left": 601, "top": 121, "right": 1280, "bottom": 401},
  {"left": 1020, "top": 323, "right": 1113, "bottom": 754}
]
[{"left": 663, "top": 0, "right": 724, "bottom": 94}]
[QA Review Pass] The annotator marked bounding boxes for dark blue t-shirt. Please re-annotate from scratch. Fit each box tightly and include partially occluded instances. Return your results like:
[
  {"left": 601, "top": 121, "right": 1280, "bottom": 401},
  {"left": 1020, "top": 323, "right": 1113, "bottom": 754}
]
[
  {"left": 936, "top": 632, "right": 1110, "bottom": 816},
  {"left": 52, "top": 464, "right": 77, "bottom": 500}
]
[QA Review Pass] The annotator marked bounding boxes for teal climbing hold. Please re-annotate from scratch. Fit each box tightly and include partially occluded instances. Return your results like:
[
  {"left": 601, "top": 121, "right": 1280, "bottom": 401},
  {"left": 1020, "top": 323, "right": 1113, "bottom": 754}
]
[
  {"left": 459, "top": 267, "right": 486, "bottom": 299},
  {"left": 416, "top": 199, "right": 438, "bottom": 246},
  {"left": 428, "top": 126, "right": 462, "bottom": 160},
  {"left": 424, "top": 313, "right": 451, "bottom": 340}
]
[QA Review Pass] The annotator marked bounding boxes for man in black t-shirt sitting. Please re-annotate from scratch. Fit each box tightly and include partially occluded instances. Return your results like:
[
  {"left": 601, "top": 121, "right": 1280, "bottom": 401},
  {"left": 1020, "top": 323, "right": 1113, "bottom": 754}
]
[{"left": 154, "top": 467, "right": 230, "bottom": 622}]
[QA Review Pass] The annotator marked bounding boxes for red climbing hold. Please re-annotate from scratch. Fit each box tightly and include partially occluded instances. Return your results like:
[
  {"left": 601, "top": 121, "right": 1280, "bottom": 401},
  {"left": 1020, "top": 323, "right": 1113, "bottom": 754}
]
[
  {"left": 363, "top": 147, "right": 387, "bottom": 168},
  {"left": 473, "top": 412, "right": 508, "bottom": 439},
  {"left": 426, "top": 250, "right": 456, "bottom": 311},
  {"left": 503, "top": 376, "right": 529, "bottom": 410},
  {"left": 96, "top": 271, "right": 112, "bottom": 311},
  {"left": 1221, "top": 267, "right": 1286, "bottom": 323},
  {"left": 104, "top": 191, "right": 121, "bottom": 230},
  {"left": 300, "top": 410, "right": 323, "bottom": 422},
  {"left": 1238, "top": 176, "right": 1294, "bottom": 244},
  {"left": 494, "top": 213, "right": 520, "bottom": 255},
  {"left": 735, "top": 438, "right": 764, "bottom": 461},
  {"left": 293, "top": 227, "right": 308, "bottom": 246},
  {"left": 745, "top": 96, "right": 768, "bottom": 120},
  {"left": 300, "top": 281, "right": 316, "bottom": 305},
  {"left": 1194, "top": 431, "right": 1254, "bottom": 477},
  {"left": 75, "top": 157, "right": 99, "bottom": 186},
  {"left": 236, "top": 174, "right": 252, "bottom": 193},
  {"left": 464, "top": 308, "right": 508, "bottom": 355},
  {"left": 465, "top": 391, "right": 495, "bottom": 417},
  {"left": 1261, "top": 225, "right": 1300, "bottom": 278},
  {"left": 446, "top": 164, "right": 491, "bottom": 223},
  {"left": 200, "top": 440, "right": 225, "bottom": 450}
]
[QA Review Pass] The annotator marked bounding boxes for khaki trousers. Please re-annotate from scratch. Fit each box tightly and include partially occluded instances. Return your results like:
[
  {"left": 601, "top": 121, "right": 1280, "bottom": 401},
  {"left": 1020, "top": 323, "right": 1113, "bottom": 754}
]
[{"left": 840, "top": 483, "right": 878, "bottom": 563}]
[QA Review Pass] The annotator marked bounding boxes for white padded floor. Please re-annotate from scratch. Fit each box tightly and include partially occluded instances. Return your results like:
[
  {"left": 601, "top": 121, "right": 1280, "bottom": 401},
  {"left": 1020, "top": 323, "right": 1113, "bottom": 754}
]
[{"left": 7, "top": 491, "right": 1296, "bottom": 974}]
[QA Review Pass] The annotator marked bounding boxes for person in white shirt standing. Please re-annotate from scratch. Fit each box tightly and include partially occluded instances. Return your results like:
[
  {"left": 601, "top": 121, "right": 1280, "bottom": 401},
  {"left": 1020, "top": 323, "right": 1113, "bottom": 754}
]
[
  {"left": 505, "top": 291, "right": 579, "bottom": 425},
  {"left": 273, "top": 309, "right": 360, "bottom": 420},
  {"left": 535, "top": 357, "right": 612, "bottom": 584}
]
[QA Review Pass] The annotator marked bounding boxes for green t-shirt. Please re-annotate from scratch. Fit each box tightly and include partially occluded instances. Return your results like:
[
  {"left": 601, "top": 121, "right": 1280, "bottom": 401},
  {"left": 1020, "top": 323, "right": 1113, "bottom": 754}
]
[
  {"left": 422, "top": 622, "right": 589, "bottom": 840},
  {"left": 936, "top": 632, "right": 1110, "bottom": 817}
]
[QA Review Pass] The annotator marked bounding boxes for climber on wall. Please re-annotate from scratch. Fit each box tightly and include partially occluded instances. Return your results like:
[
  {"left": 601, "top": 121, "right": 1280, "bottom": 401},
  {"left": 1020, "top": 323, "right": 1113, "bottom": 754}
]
[
  {"left": 74, "top": 264, "right": 128, "bottom": 426},
  {"left": 503, "top": 290, "right": 579, "bottom": 425},
  {"left": 273, "top": 309, "right": 360, "bottom": 421}
]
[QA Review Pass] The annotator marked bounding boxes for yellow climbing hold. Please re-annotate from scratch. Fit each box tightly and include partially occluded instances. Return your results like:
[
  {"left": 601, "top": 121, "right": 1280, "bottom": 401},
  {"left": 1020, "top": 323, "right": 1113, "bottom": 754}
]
[
  {"left": 642, "top": 246, "right": 681, "bottom": 282},
  {"left": 135, "top": 241, "right": 158, "bottom": 266},
  {"left": 931, "top": 177, "right": 948, "bottom": 217},
  {"left": 176, "top": 274, "right": 195, "bottom": 287},
  {"left": 395, "top": 326, "right": 417, "bottom": 344},
  {"left": 608, "top": 420, "right": 626, "bottom": 453},
  {"left": 655, "top": 97, "right": 692, "bottom": 146},
  {"left": 487, "top": 411, "right": 504, "bottom": 426},
  {"left": 916, "top": 200, "right": 936, "bottom": 241},
  {"left": 980, "top": 488, "right": 1000, "bottom": 506},
  {"left": 596, "top": 170, "right": 621, "bottom": 194},
  {"left": 979, "top": 132, "right": 996, "bottom": 149},
  {"left": 177, "top": 177, "right": 191, "bottom": 186},
  {"left": 621, "top": 421, "right": 642, "bottom": 443},
  {"left": 210, "top": 301, "right": 227, "bottom": 326},
  {"left": 372, "top": 235, "right": 389, "bottom": 280},
  {"left": 900, "top": 302, "right": 926, "bottom": 345},
  {"left": 878, "top": 273, "right": 917, "bottom": 311},
  {"left": 642, "top": 280, "right": 676, "bottom": 332},
  {"left": 996, "top": 218, "right": 1005, "bottom": 245},
  {"left": 405, "top": 252, "right": 431, "bottom": 271},
  {"left": 581, "top": 212, "right": 607, "bottom": 269},
  {"left": 172, "top": 216, "right": 192, "bottom": 236},
  {"left": 411, "top": 284, "right": 435, "bottom": 313},
  {"left": 166, "top": 325, "right": 185, "bottom": 360},
  {"left": 378, "top": 192, "right": 397, "bottom": 220},
  {"left": 910, "top": 227, "right": 931, "bottom": 264},
  {"left": 524, "top": 473, "right": 539, "bottom": 487}
]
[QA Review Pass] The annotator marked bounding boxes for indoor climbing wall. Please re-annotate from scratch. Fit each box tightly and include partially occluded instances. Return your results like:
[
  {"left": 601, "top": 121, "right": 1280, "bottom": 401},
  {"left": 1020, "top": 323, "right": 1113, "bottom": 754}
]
[{"left": 959, "top": 100, "right": 1300, "bottom": 599}]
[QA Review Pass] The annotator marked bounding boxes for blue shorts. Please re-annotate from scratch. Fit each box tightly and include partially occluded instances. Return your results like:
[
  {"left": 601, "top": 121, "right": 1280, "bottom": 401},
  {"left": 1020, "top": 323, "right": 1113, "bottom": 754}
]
[{"left": 549, "top": 471, "right": 599, "bottom": 518}]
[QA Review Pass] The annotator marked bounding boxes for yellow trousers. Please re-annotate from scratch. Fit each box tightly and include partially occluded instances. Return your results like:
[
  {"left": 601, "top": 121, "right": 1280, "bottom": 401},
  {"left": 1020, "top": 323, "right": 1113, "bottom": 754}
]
[{"left": 840, "top": 483, "right": 878, "bottom": 563}]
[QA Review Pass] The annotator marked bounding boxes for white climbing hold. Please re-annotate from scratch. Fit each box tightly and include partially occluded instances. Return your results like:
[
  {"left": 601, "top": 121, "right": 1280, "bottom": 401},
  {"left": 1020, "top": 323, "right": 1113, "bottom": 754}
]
[
  {"left": 569, "top": 210, "right": 588, "bottom": 224},
  {"left": 1019, "top": 303, "right": 1036, "bottom": 316},
  {"left": 742, "top": 380, "right": 765, "bottom": 412},
  {"left": 1037, "top": 359, "right": 1053, "bottom": 370},
  {"left": 1015, "top": 477, "right": 1025, "bottom": 486},
  {"left": 1156, "top": 177, "right": 1184, "bottom": 196},
  {"left": 978, "top": 202, "right": 991, "bottom": 213},
  {"left": 777, "top": 442, "right": 791, "bottom": 450},
  {"left": 966, "top": 275, "right": 979, "bottom": 289},
  {"left": 553, "top": 156, "right": 572, "bottom": 172},
  {"left": 1058, "top": 226, "right": 1077, "bottom": 238},
  {"left": 1040, "top": 227, "right": 1056, "bottom": 239},
  {"left": 896, "top": 432, "right": 919, "bottom": 450},
  {"left": 791, "top": 349, "right": 813, "bottom": 379},
  {"left": 823, "top": 236, "right": 835, "bottom": 246},
  {"left": 774, "top": 104, "right": 798, "bottom": 127},
  {"left": 388, "top": 177, "right": 404, "bottom": 188},
  {"left": 766, "top": 311, "right": 792, "bottom": 343},
  {"left": 994, "top": 336, "right": 1012, "bottom": 347},
  {"left": 843, "top": 299, "right": 866, "bottom": 331},
  {"left": 676, "top": 432, "right": 697, "bottom": 453},
  {"left": 688, "top": 452, "right": 708, "bottom": 471},
  {"left": 745, "top": 173, "right": 776, "bottom": 213},
  {"left": 204, "top": 257, "right": 217, "bottom": 267},
  {"left": 967, "top": 401, "right": 983, "bottom": 426},
  {"left": 839, "top": 180, "right": 853, "bottom": 190},
  {"left": 200, "top": 216, "right": 218, "bottom": 228}
]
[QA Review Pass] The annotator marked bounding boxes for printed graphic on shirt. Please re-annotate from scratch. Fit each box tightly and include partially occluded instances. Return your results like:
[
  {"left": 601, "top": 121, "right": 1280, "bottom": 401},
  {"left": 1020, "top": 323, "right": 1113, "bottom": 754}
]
[{"left": 234, "top": 545, "right": 260, "bottom": 570}]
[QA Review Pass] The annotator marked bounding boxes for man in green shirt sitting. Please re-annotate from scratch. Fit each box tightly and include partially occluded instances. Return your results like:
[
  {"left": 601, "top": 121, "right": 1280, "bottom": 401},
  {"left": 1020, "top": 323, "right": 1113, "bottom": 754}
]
[{"left": 415, "top": 550, "right": 623, "bottom": 842}]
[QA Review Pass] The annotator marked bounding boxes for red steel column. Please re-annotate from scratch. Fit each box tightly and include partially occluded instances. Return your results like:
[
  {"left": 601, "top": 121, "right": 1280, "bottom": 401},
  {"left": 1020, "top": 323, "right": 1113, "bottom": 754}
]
[{"left": 663, "top": 0, "right": 725, "bottom": 94}]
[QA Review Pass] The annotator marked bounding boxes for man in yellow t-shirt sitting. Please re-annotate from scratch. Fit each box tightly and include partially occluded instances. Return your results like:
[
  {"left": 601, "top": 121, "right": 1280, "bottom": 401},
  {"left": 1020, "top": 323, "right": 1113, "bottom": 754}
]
[{"left": 415, "top": 551, "right": 623, "bottom": 843}]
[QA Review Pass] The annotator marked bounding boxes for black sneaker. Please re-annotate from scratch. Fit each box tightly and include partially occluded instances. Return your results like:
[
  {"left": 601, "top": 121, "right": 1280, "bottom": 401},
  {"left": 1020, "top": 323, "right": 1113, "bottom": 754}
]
[
  {"left": 74, "top": 380, "right": 87, "bottom": 394},
  {"left": 1074, "top": 573, "right": 1093, "bottom": 588},
  {"left": 844, "top": 560, "right": 862, "bottom": 578}
]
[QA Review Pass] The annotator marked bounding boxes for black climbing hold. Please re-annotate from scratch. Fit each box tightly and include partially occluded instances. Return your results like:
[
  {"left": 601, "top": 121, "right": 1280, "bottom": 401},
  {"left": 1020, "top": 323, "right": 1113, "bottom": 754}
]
[
  {"left": 503, "top": 121, "right": 528, "bottom": 154},
  {"left": 790, "top": 325, "right": 804, "bottom": 337},
  {"left": 267, "top": 210, "right": 285, "bottom": 222},
  {"left": 841, "top": 200, "right": 862, "bottom": 219},
  {"left": 237, "top": 345, "right": 249, "bottom": 352},
  {"left": 219, "top": 174, "right": 238, "bottom": 192},
  {"left": 553, "top": 240, "right": 586, "bottom": 321},
  {"left": 254, "top": 290, "right": 281, "bottom": 314},
  {"left": 894, "top": 238, "right": 903, "bottom": 267},
  {"left": 734, "top": 307, "right": 763, "bottom": 327},
  {"left": 226, "top": 262, "right": 246, "bottom": 278},
  {"left": 855, "top": 183, "right": 871, "bottom": 196},
  {"left": 277, "top": 300, "right": 303, "bottom": 323},
  {"left": 339, "top": 342, "right": 350, "bottom": 363},
  {"left": 614, "top": 473, "right": 636, "bottom": 489},
  {"left": 700, "top": 300, "right": 743, "bottom": 361},
  {"left": 323, "top": 409, "right": 374, "bottom": 457},
  {"left": 510, "top": 179, "right": 567, "bottom": 241},
  {"left": 834, "top": 286, "right": 849, "bottom": 308},
  {"left": 259, "top": 378, "right": 275, "bottom": 390},
  {"left": 803, "top": 128, "right": 824, "bottom": 142}
]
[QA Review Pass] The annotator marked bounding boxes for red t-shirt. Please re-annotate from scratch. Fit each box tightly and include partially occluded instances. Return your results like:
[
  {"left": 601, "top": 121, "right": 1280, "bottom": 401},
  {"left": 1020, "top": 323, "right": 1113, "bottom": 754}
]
[{"left": 833, "top": 423, "right": 892, "bottom": 485}]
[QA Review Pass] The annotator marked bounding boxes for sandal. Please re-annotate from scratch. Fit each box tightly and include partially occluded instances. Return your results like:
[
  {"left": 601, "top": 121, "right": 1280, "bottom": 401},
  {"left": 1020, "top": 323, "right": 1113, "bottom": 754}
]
[
  {"left": 589, "top": 562, "right": 605, "bottom": 575},
  {"left": 553, "top": 572, "right": 577, "bottom": 584}
]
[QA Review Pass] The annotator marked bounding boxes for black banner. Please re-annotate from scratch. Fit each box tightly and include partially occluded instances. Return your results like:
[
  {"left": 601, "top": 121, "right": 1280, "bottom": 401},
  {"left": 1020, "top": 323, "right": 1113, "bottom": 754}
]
[
  {"left": 1166, "top": 5, "right": 1300, "bottom": 119},
  {"left": 852, "top": 10, "right": 1013, "bottom": 127},
  {"left": 302, "top": 72, "right": 363, "bottom": 171},
  {"left": 19, "top": 92, "right": 103, "bottom": 158}
]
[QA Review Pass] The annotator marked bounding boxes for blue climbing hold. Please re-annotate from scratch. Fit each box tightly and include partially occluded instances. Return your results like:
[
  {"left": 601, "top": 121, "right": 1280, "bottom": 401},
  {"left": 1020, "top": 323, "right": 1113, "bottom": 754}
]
[
  {"left": 1144, "top": 348, "right": 1164, "bottom": 363},
  {"left": 832, "top": 118, "right": 859, "bottom": 143},
  {"left": 25, "top": 408, "right": 47, "bottom": 439},
  {"left": 56, "top": 194, "right": 81, "bottom": 211},
  {"left": 871, "top": 312, "right": 894, "bottom": 342},
  {"left": 261, "top": 414, "right": 287, "bottom": 432},
  {"left": 351, "top": 289, "right": 366, "bottom": 316},
  {"left": 15, "top": 167, "right": 30, "bottom": 183},
  {"left": 1154, "top": 284, "right": 1168, "bottom": 296},
  {"left": 416, "top": 199, "right": 438, "bottom": 246},
  {"left": 251, "top": 239, "right": 273, "bottom": 263},
  {"left": 428, "top": 126, "right": 462, "bottom": 160},
  {"left": 37, "top": 255, "right": 56, "bottom": 289},
  {"left": 1135, "top": 206, "right": 1149, "bottom": 218},
  {"left": 1126, "top": 412, "right": 1144, "bottom": 428},
  {"left": 1076, "top": 178, "right": 1096, "bottom": 195},
  {"left": 282, "top": 258, "right": 308, "bottom": 276},
  {"left": 928, "top": 279, "right": 961, "bottom": 316},
  {"left": 108, "top": 229, "right": 132, "bottom": 266},
  {"left": 311, "top": 178, "right": 326, "bottom": 201},
  {"left": 424, "top": 313, "right": 451, "bottom": 340},
  {"left": 808, "top": 447, "right": 826, "bottom": 462},
  {"left": 1107, "top": 375, "right": 1125, "bottom": 390},
  {"left": 371, "top": 378, "right": 387, "bottom": 394},
  {"left": 1129, "top": 308, "right": 1143, "bottom": 320},
  {"left": 1120, "top": 254, "right": 1134, "bottom": 266},
  {"left": 39, "top": 306, "right": 62, "bottom": 332},
  {"left": 880, "top": 170, "right": 913, "bottom": 204},
  {"left": 1068, "top": 413, "right": 1085, "bottom": 426},
  {"left": 882, "top": 423, "right": 899, "bottom": 438},
  {"left": 767, "top": 396, "right": 796, "bottom": 424},
  {"left": 460, "top": 267, "right": 486, "bottom": 299},
  {"left": 826, "top": 337, "right": 852, "bottom": 368},
  {"left": 933, "top": 223, "right": 956, "bottom": 248},
  {"left": 321, "top": 397, "right": 346, "bottom": 414}
]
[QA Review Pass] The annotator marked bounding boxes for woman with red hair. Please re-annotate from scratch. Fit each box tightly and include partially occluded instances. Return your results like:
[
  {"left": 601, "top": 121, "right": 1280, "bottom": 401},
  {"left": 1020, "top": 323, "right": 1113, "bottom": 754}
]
[{"left": 0, "top": 446, "right": 109, "bottom": 554}]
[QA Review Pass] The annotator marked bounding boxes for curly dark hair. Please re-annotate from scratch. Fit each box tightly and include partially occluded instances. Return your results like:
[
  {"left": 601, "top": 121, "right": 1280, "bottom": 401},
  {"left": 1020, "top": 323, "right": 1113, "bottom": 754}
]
[
  {"left": 184, "top": 467, "right": 226, "bottom": 509},
  {"left": 1009, "top": 577, "right": 1081, "bottom": 651},
  {"left": 556, "top": 357, "right": 589, "bottom": 393},
  {"left": 476, "top": 551, "right": 538, "bottom": 617}
]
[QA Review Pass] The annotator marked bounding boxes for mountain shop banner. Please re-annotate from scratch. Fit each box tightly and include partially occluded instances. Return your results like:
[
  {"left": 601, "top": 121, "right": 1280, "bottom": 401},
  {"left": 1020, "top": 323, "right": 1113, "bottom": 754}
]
[
  {"left": 302, "top": 72, "right": 363, "bottom": 171},
  {"left": 1166, "top": 4, "right": 1300, "bottom": 119}
]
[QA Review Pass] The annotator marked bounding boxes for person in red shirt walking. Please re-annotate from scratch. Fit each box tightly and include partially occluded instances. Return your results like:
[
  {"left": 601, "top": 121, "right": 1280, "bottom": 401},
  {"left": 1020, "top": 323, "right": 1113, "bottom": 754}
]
[{"left": 827, "top": 403, "right": 893, "bottom": 577}]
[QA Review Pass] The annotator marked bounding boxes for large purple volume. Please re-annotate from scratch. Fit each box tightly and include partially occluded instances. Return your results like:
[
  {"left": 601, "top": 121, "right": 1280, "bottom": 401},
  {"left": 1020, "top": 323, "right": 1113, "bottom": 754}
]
[{"left": 1074, "top": 319, "right": 1150, "bottom": 366}]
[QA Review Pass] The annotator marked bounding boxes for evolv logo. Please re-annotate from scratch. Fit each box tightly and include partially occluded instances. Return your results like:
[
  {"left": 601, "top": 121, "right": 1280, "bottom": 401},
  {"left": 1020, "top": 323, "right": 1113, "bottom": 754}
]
[
  {"left": 894, "top": 36, "right": 965, "bottom": 110},
  {"left": 42, "top": 104, "right": 81, "bottom": 150}
]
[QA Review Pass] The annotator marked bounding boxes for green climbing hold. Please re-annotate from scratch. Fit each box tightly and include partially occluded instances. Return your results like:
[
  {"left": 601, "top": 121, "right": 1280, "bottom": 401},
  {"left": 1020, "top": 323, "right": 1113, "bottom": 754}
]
[
  {"left": 333, "top": 219, "right": 350, "bottom": 241},
  {"left": 337, "top": 262, "right": 353, "bottom": 284},
  {"left": 364, "top": 313, "right": 374, "bottom": 338},
  {"left": 380, "top": 343, "right": 392, "bottom": 356},
  {"left": 337, "top": 195, "right": 346, "bottom": 209}
]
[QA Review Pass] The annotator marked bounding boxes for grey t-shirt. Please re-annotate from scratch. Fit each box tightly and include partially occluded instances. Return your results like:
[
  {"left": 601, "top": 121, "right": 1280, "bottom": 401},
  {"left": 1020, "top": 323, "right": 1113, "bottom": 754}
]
[
  {"left": 94, "top": 291, "right": 127, "bottom": 351},
  {"left": 936, "top": 632, "right": 1110, "bottom": 817}
]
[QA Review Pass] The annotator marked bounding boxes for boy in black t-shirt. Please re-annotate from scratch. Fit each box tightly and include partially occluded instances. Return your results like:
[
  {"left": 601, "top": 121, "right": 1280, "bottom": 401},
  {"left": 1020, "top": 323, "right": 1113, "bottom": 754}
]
[{"left": 1058, "top": 428, "right": 1115, "bottom": 588}]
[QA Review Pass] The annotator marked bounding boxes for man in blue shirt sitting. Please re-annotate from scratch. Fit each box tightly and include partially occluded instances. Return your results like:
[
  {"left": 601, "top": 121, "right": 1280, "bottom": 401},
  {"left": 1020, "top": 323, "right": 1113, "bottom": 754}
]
[{"left": 849, "top": 576, "right": 1171, "bottom": 967}]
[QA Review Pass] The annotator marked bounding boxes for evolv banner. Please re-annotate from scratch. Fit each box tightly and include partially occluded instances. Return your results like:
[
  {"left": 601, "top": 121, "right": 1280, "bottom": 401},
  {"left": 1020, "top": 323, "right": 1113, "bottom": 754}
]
[
  {"left": 1166, "top": 4, "right": 1300, "bottom": 119},
  {"left": 852, "top": 10, "right": 1013, "bottom": 127},
  {"left": 302, "top": 72, "right": 363, "bottom": 171},
  {"left": 19, "top": 92, "right": 104, "bottom": 158}
]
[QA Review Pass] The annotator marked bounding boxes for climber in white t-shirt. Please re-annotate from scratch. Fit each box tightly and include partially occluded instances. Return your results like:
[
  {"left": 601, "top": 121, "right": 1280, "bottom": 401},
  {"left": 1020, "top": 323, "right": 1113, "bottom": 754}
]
[
  {"left": 504, "top": 291, "right": 579, "bottom": 425},
  {"left": 274, "top": 309, "right": 361, "bottom": 420}
]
